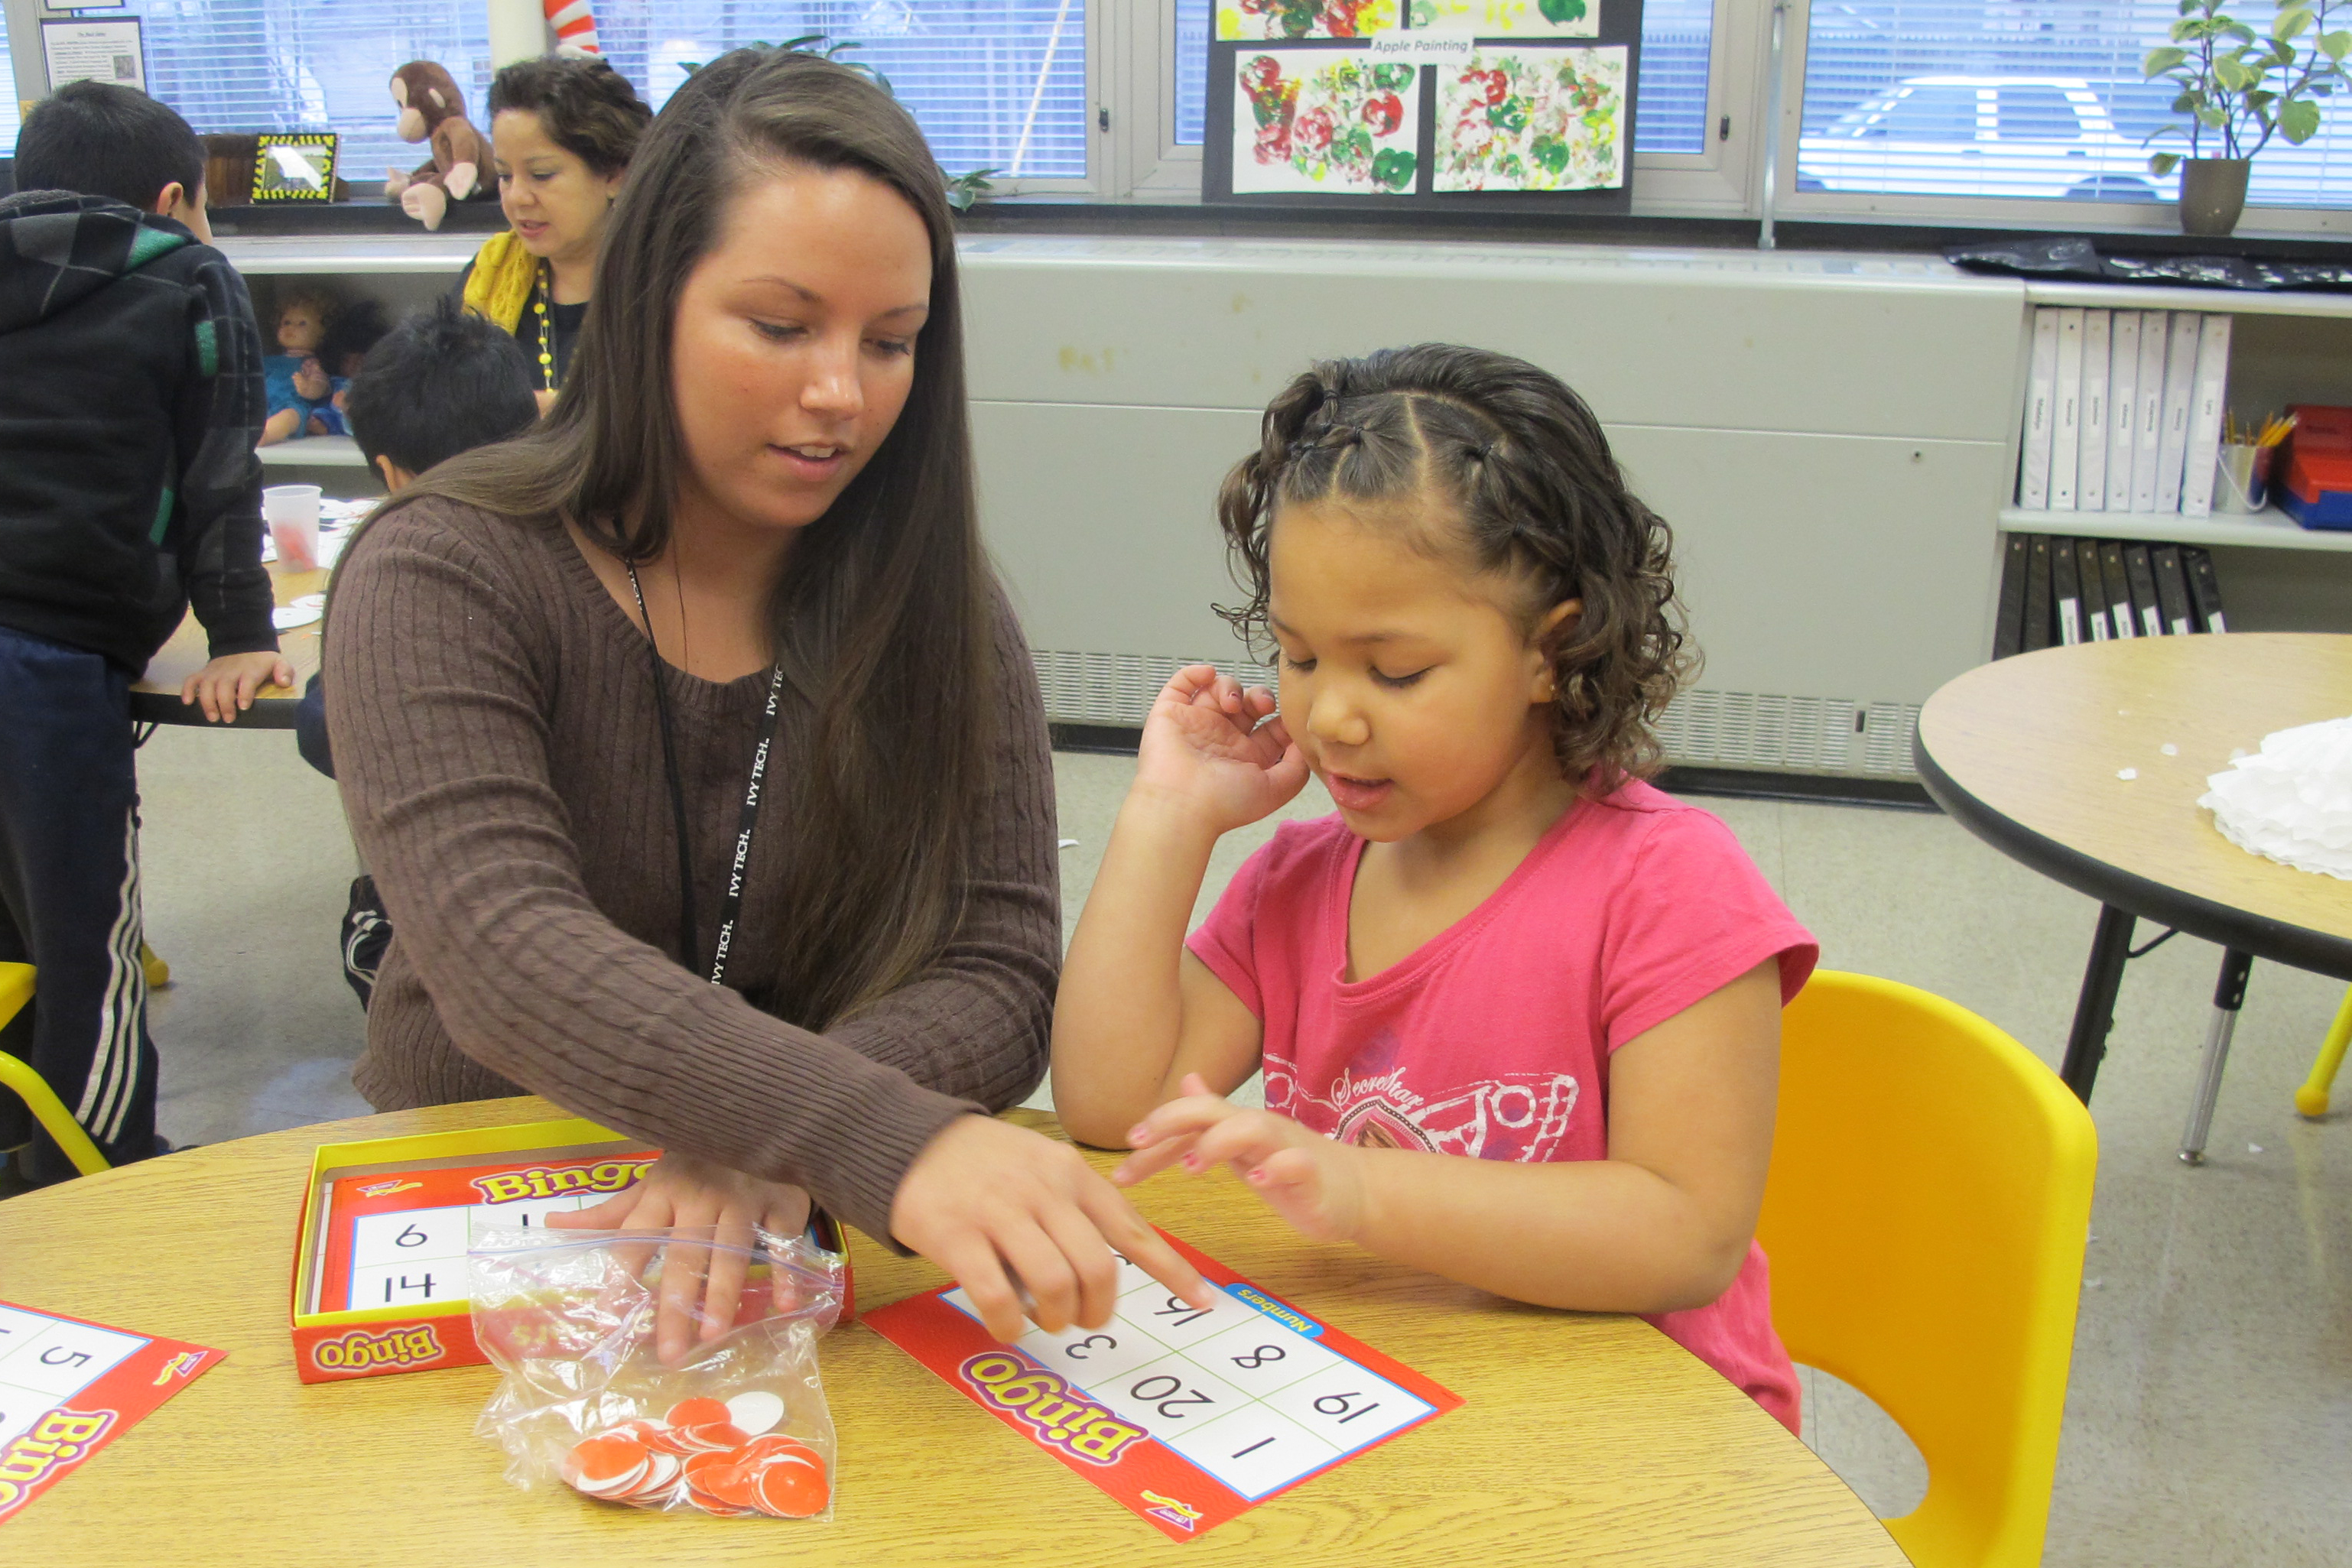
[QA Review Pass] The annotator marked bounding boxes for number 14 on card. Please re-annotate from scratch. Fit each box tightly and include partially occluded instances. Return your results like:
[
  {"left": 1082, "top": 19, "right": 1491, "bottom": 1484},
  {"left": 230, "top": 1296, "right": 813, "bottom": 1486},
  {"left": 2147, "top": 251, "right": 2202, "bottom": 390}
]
[{"left": 863, "top": 1231, "right": 1461, "bottom": 1540}]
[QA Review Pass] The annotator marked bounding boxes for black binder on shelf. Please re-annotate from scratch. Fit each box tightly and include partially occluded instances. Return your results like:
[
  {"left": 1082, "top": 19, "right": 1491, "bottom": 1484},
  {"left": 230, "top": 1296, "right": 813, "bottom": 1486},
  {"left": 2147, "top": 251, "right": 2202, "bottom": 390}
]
[
  {"left": 2152, "top": 545, "right": 2196, "bottom": 635},
  {"left": 2123, "top": 544, "right": 2165, "bottom": 635},
  {"left": 2052, "top": 538, "right": 2084, "bottom": 646},
  {"left": 2099, "top": 541, "right": 2136, "bottom": 638},
  {"left": 1994, "top": 533, "right": 2031, "bottom": 659},
  {"left": 2182, "top": 546, "right": 2228, "bottom": 632},
  {"left": 2076, "top": 537, "right": 2111, "bottom": 640},
  {"left": 2023, "top": 534, "right": 2055, "bottom": 652}
]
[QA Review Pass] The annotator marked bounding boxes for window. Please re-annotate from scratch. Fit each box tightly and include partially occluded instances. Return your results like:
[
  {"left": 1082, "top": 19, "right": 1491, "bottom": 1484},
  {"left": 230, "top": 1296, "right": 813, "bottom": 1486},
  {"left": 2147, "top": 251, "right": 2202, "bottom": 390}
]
[
  {"left": 1, "top": 7, "right": 17, "bottom": 157},
  {"left": 1635, "top": 0, "right": 1715, "bottom": 154},
  {"left": 1797, "top": 0, "right": 2352, "bottom": 209},
  {"left": 1170, "top": 0, "right": 1717, "bottom": 153},
  {"left": 593, "top": 0, "right": 1090, "bottom": 179},
  {"left": 115, "top": 0, "right": 491, "bottom": 188}
]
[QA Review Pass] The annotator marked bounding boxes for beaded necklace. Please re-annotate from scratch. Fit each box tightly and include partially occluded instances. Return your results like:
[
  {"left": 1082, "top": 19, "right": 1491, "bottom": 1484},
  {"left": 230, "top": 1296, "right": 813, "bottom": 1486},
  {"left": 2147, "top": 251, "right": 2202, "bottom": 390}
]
[{"left": 531, "top": 261, "right": 557, "bottom": 390}]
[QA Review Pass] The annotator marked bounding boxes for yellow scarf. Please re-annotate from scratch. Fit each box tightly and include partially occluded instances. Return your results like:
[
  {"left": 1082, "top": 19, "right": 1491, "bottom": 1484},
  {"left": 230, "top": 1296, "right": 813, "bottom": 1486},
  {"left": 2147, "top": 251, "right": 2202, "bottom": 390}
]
[{"left": 460, "top": 230, "right": 541, "bottom": 333}]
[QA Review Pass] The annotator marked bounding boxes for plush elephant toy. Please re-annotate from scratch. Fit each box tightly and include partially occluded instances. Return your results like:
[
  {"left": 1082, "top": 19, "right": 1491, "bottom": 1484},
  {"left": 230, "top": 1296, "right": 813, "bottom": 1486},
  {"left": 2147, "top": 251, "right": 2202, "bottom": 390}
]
[{"left": 382, "top": 61, "right": 491, "bottom": 230}]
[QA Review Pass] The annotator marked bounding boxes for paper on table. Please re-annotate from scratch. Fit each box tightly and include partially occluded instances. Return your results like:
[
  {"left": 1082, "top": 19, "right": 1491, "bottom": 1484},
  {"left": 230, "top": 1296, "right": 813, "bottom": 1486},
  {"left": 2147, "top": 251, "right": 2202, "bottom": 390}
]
[{"left": 2199, "top": 715, "right": 2352, "bottom": 879}]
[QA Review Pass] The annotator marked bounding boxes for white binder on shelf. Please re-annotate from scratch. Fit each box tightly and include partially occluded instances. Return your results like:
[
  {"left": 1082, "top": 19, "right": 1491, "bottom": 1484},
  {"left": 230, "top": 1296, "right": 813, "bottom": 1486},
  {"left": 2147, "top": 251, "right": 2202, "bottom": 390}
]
[
  {"left": 2131, "top": 310, "right": 2170, "bottom": 512},
  {"left": 2106, "top": 310, "right": 2139, "bottom": 511},
  {"left": 2019, "top": 307, "right": 2058, "bottom": 508},
  {"left": 2051, "top": 308, "right": 2085, "bottom": 510},
  {"left": 2179, "top": 313, "right": 2233, "bottom": 518},
  {"left": 2155, "top": 309, "right": 2203, "bottom": 513},
  {"left": 2078, "top": 310, "right": 2110, "bottom": 510}
]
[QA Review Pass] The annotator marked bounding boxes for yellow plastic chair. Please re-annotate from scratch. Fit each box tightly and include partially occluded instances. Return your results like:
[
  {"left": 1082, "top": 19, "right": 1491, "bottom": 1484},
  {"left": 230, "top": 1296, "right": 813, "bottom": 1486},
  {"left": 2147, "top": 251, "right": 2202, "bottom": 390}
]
[
  {"left": 1758, "top": 972, "right": 2097, "bottom": 1568},
  {"left": 0, "top": 963, "right": 112, "bottom": 1179},
  {"left": 2294, "top": 988, "right": 2352, "bottom": 1118}
]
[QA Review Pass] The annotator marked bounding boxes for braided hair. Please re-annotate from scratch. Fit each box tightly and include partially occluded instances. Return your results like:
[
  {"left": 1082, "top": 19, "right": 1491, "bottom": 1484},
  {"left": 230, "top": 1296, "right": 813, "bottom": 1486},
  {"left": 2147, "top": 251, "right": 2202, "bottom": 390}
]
[{"left": 1215, "top": 343, "right": 1694, "bottom": 794}]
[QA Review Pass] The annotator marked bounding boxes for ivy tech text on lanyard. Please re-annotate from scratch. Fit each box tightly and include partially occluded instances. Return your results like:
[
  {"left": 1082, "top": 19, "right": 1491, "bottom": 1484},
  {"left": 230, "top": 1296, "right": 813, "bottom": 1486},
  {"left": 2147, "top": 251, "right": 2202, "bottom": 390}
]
[{"left": 628, "top": 561, "right": 788, "bottom": 988}]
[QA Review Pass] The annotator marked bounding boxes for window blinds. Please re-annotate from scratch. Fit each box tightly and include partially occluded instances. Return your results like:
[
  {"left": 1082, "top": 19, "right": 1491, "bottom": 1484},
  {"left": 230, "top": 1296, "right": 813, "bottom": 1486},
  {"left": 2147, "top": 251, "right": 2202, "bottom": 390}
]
[
  {"left": 594, "top": 0, "right": 1090, "bottom": 177},
  {"left": 1801, "top": 0, "right": 2352, "bottom": 206},
  {"left": 114, "top": 0, "right": 492, "bottom": 190}
]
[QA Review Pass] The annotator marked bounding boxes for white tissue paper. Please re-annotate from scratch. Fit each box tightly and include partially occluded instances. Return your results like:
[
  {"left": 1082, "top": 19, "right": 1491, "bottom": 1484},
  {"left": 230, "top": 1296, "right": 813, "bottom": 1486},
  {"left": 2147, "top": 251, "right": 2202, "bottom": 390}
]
[{"left": 2198, "top": 716, "right": 2352, "bottom": 880}]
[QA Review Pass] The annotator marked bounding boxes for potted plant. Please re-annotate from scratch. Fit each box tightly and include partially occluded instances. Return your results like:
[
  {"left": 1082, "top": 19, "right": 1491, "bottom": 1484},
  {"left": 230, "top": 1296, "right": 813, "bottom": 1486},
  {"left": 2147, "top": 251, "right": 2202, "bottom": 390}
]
[{"left": 2144, "top": 0, "right": 2352, "bottom": 235}]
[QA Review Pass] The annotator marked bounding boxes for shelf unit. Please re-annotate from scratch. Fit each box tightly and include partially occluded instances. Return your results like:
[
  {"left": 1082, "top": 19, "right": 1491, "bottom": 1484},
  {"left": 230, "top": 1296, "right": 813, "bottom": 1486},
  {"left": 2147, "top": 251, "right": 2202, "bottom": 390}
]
[
  {"left": 1999, "top": 505, "right": 2352, "bottom": 553},
  {"left": 259, "top": 436, "right": 370, "bottom": 469}
]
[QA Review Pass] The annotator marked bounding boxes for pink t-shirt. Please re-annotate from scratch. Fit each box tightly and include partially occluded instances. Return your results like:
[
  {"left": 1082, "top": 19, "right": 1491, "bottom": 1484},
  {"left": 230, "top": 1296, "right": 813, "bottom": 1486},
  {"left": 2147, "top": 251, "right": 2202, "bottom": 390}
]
[{"left": 1187, "top": 780, "right": 1818, "bottom": 1433}]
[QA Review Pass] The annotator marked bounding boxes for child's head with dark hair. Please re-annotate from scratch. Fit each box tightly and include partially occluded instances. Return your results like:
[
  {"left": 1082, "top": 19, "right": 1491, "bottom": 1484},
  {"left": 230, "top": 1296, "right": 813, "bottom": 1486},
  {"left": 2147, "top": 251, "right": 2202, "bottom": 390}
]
[
  {"left": 15, "top": 81, "right": 206, "bottom": 220},
  {"left": 344, "top": 298, "right": 538, "bottom": 487},
  {"left": 1218, "top": 343, "right": 1692, "bottom": 797},
  {"left": 317, "top": 297, "right": 390, "bottom": 379}
]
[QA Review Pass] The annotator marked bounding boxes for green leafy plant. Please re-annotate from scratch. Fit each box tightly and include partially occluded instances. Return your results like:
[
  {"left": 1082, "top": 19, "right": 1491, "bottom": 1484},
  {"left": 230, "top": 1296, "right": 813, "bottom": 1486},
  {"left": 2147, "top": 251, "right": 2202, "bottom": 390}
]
[
  {"left": 942, "top": 168, "right": 1001, "bottom": 213},
  {"left": 2143, "top": 0, "right": 2352, "bottom": 173},
  {"left": 681, "top": 35, "right": 893, "bottom": 96}
]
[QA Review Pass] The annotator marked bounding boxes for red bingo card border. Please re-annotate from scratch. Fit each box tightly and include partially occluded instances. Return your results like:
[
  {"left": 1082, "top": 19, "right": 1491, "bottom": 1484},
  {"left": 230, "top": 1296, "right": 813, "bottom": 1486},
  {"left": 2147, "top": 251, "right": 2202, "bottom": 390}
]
[
  {"left": 864, "top": 1230, "right": 1460, "bottom": 1540},
  {"left": 0, "top": 1300, "right": 223, "bottom": 1526}
]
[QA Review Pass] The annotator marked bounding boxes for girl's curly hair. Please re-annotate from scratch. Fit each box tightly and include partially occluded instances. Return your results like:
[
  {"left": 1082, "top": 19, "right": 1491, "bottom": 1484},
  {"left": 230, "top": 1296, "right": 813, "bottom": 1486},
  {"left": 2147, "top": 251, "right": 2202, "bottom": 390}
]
[{"left": 1216, "top": 343, "right": 1696, "bottom": 794}]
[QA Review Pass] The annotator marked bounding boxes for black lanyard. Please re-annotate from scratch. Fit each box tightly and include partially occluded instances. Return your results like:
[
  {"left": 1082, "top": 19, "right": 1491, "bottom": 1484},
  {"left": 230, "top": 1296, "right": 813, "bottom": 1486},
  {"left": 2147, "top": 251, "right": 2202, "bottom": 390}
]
[{"left": 626, "top": 562, "right": 787, "bottom": 988}]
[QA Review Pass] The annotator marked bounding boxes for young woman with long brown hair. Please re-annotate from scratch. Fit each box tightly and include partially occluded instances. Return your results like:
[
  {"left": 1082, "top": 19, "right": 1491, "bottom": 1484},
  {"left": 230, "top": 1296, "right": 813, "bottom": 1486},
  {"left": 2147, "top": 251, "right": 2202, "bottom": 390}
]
[{"left": 326, "top": 47, "right": 1207, "bottom": 1358}]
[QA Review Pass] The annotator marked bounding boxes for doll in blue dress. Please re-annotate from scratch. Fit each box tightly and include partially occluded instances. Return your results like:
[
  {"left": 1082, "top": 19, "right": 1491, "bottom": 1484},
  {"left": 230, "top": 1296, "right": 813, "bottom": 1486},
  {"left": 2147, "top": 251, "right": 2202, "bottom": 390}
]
[{"left": 260, "top": 287, "right": 336, "bottom": 446}]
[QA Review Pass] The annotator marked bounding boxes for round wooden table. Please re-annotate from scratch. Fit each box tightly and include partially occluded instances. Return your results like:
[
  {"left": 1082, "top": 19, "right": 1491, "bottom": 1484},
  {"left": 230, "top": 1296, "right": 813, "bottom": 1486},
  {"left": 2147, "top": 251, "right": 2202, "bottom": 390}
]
[
  {"left": 1915, "top": 634, "right": 2352, "bottom": 1151},
  {"left": 0, "top": 1099, "right": 1902, "bottom": 1566}
]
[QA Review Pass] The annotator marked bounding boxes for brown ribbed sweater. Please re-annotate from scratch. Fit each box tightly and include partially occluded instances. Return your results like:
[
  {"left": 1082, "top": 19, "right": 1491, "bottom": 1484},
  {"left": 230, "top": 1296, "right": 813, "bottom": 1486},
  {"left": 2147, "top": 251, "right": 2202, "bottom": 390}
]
[{"left": 325, "top": 497, "right": 1060, "bottom": 1245}]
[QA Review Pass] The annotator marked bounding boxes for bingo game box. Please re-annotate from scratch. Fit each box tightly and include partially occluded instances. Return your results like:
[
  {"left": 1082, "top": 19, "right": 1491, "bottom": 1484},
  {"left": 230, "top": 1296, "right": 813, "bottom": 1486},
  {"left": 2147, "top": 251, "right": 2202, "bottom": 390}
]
[{"left": 289, "top": 1115, "right": 853, "bottom": 1385}]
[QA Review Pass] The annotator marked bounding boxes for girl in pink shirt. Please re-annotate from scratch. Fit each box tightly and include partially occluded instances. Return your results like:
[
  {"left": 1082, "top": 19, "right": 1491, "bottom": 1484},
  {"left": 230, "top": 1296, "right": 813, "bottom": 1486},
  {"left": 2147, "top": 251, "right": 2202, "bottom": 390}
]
[{"left": 1051, "top": 343, "right": 1818, "bottom": 1433}]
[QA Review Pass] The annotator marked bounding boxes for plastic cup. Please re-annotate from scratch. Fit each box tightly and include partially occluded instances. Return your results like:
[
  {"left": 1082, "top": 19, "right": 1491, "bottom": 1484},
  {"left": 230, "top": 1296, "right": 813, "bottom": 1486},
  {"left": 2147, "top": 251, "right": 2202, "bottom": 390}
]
[
  {"left": 2214, "top": 444, "right": 2267, "bottom": 515},
  {"left": 264, "top": 484, "right": 323, "bottom": 570}
]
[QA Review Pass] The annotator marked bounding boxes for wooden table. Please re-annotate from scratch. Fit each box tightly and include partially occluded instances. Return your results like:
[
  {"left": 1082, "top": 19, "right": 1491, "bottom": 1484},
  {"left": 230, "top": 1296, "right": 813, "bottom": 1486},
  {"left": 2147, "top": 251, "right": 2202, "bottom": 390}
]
[
  {"left": 128, "top": 563, "right": 326, "bottom": 729},
  {"left": 1915, "top": 634, "right": 2352, "bottom": 1151},
  {"left": 0, "top": 1100, "right": 1901, "bottom": 1566}
]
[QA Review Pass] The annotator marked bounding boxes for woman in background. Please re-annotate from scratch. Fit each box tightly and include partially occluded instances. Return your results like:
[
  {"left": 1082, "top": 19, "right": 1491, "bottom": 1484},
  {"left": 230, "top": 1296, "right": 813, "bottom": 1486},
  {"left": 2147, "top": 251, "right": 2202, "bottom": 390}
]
[{"left": 457, "top": 54, "right": 650, "bottom": 407}]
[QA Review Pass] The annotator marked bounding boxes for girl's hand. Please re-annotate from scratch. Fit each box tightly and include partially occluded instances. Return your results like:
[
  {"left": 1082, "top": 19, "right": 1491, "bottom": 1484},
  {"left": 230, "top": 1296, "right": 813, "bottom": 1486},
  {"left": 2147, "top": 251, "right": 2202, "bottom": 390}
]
[
  {"left": 890, "top": 1114, "right": 1216, "bottom": 1346},
  {"left": 1113, "top": 1074, "right": 1366, "bottom": 1245},
  {"left": 549, "top": 1156, "right": 812, "bottom": 1365},
  {"left": 1132, "top": 665, "right": 1309, "bottom": 835}
]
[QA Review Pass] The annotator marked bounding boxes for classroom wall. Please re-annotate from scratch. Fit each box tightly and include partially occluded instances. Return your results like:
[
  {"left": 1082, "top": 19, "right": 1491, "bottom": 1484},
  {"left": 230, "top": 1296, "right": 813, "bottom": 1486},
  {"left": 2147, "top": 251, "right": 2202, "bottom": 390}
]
[{"left": 961, "top": 237, "right": 2025, "bottom": 774}]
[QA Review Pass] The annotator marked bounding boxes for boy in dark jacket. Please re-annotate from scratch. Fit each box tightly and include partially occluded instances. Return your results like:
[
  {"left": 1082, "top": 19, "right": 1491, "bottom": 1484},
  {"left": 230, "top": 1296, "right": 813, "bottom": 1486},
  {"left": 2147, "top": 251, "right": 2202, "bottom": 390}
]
[{"left": 0, "top": 82, "right": 290, "bottom": 1187}]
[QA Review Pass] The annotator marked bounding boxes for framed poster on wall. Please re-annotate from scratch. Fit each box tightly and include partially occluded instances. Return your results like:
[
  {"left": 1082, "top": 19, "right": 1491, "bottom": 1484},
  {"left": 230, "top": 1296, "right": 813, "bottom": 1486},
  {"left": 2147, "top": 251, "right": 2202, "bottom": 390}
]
[{"left": 1203, "top": 0, "right": 1642, "bottom": 214}]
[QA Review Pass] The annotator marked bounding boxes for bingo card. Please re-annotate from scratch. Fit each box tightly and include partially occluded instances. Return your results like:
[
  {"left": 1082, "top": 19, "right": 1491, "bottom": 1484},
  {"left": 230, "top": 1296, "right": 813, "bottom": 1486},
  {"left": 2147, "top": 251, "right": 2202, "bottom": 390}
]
[
  {"left": 866, "top": 1230, "right": 1460, "bottom": 1540},
  {"left": 0, "top": 1300, "right": 222, "bottom": 1524},
  {"left": 306, "top": 1144, "right": 659, "bottom": 1316}
]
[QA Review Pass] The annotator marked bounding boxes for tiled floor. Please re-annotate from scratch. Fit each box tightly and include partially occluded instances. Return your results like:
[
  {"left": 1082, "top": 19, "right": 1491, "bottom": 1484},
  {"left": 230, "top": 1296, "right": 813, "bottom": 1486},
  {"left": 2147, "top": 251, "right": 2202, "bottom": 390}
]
[{"left": 98, "top": 730, "right": 2352, "bottom": 1564}]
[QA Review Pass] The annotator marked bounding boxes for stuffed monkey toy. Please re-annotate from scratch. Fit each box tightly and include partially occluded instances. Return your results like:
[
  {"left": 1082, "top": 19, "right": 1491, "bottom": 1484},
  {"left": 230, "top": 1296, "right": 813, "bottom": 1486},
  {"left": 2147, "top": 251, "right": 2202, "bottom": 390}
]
[{"left": 383, "top": 63, "right": 490, "bottom": 231}]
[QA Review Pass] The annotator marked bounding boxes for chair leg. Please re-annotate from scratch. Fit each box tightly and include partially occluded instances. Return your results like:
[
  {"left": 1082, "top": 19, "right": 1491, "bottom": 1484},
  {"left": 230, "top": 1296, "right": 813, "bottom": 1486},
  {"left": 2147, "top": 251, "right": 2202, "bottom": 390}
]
[
  {"left": 0, "top": 1050, "right": 112, "bottom": 1178},
  {"left": 2295, "top": 988, "right": 2352, "bottom": 1119},
  {"left": 2181, "top": 950, "right": 2254, "bottom": 1165}
]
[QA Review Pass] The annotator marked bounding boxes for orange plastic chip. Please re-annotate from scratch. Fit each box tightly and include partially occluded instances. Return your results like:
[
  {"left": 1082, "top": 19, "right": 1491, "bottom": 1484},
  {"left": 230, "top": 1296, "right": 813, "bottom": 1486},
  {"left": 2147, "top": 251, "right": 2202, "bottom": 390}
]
[
  {"left": 751, "top": 1454, "right": 829, "bottom": 1518},
  {"left": 562, "top": 1433, "right": 650, "bottom": 1497}
]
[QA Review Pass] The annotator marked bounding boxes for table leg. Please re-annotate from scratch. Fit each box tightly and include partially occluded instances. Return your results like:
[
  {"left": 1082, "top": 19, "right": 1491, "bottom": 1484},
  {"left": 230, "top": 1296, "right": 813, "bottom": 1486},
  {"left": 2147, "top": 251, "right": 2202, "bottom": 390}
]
[
  {"left": 2061, "top": 904, "right": 2137, "bottom": 1103},
  {"left": 2179, "top": 950, "right": 2255, "bottom": 1166}
]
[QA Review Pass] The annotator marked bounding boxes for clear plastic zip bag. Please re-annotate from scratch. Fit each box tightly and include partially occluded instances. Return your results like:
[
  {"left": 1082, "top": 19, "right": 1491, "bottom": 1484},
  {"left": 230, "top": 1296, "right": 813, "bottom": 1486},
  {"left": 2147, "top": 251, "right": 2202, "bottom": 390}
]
[{"left": 469, "top": 1221, "right": 846, "bottom": 1520}]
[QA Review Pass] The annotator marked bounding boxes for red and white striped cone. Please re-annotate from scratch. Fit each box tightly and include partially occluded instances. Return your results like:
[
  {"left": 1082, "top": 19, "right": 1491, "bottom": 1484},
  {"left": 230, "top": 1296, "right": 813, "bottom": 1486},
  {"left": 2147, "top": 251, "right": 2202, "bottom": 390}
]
[{"left": 546, "top": 0, "right": 599, "bottom": 54}]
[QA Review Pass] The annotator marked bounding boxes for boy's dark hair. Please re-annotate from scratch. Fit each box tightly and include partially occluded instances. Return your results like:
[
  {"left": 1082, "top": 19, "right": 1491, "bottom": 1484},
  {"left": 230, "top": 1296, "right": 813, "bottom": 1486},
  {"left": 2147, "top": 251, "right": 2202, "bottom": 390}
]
[
  {"left": 317, "top": 297, "right": 390, "bottom": 375},
  {"left": 1217, "top": 343, "right": 1695, "bottom": 794},
  {"left": 15, "top": 82, "right": 206, "bottom": 213},
  {"left": 489, "top": 55, "right": 651, "bottom": 177},
  {"left": 344, "top": 298, "right": 538, "bottom": 476}
]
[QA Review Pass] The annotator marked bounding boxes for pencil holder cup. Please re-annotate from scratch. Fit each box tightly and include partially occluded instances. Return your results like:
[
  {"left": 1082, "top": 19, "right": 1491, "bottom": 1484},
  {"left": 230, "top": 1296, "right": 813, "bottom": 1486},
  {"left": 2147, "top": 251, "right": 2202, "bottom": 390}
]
[{"left": 2215, "top": 443, "right": 2267, "bottom": 515}]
